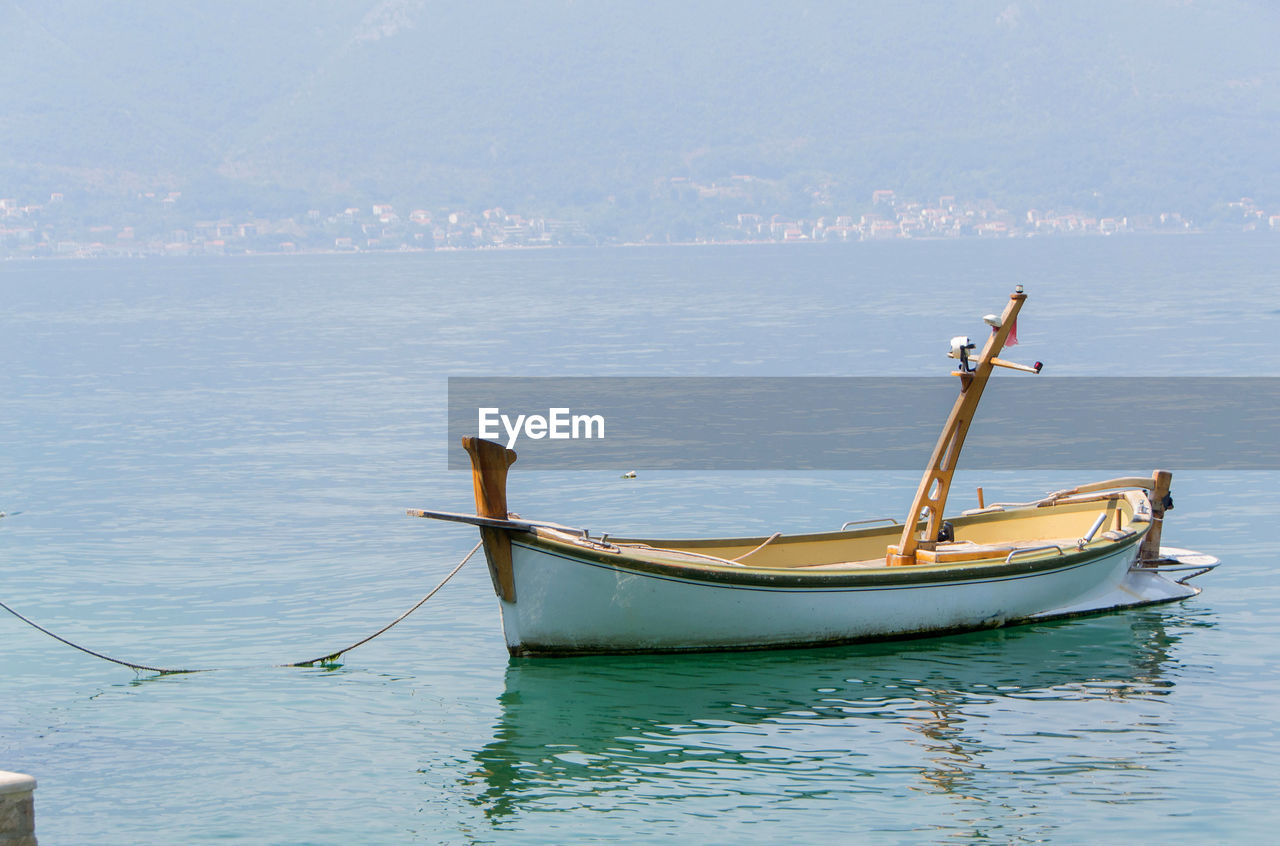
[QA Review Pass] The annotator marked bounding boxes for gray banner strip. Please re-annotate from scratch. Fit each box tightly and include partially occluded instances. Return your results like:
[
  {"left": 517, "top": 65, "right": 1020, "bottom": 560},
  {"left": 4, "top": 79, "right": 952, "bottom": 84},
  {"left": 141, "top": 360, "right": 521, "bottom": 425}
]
[{"left": 447, "top": 377, "right": 1280, "bottom": 470}]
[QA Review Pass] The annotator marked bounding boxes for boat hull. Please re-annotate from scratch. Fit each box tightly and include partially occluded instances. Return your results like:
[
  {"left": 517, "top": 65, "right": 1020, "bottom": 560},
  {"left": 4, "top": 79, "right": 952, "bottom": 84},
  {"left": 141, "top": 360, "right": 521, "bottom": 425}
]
[{"left": 496, "top": 535, "right": 1198, "bottom": 656}]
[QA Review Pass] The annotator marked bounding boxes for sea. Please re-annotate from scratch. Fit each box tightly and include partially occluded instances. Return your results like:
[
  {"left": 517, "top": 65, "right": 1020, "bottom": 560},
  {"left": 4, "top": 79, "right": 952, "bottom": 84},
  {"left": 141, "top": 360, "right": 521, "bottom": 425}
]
[{"left": 2, "top": 236, "right": 1278, "bottom": 844}]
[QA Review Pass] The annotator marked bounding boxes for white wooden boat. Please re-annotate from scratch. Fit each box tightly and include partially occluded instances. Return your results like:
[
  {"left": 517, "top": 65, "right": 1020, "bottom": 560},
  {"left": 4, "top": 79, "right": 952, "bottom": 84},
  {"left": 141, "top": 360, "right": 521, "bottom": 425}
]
[{"left": 412, "top": 288, "right": 1217, "bottom": 656}]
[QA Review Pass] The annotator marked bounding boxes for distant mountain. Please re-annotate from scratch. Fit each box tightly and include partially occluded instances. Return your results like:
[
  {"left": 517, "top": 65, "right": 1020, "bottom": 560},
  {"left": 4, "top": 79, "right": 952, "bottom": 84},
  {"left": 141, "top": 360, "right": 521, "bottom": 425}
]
[{"left": 2, "top": 0, "right": 1277, "bottom": 221}]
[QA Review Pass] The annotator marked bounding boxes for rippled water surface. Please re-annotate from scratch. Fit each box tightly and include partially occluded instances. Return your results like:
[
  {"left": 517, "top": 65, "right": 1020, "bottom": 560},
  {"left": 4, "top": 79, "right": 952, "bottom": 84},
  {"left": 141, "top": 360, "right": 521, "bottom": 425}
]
[{"left": 2, "top": 238, "right": 1279, "bottom": 843}]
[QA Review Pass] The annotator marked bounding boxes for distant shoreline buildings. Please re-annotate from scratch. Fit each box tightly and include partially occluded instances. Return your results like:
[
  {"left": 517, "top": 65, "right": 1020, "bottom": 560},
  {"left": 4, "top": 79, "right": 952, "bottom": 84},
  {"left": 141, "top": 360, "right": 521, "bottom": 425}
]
[{"left": 1, "top": 188, "right": 1276, "bottom": 260}]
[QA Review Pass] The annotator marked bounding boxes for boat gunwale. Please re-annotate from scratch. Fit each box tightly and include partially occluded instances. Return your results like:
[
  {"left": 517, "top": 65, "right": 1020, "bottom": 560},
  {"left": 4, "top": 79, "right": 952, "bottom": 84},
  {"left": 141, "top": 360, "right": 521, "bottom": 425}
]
[
  {"left": 509, "top": 490, "right": 1149, "bottom": 590},
  {"left": 514, "top": 525, "right": 1145, "bottom": 590}
]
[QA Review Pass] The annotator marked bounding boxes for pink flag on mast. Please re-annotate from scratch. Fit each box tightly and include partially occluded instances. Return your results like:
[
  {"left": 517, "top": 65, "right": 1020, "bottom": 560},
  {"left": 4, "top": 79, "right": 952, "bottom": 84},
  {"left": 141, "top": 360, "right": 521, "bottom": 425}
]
[{"left": 1006, "top": 319, "right": 1018, "bottom": 346}]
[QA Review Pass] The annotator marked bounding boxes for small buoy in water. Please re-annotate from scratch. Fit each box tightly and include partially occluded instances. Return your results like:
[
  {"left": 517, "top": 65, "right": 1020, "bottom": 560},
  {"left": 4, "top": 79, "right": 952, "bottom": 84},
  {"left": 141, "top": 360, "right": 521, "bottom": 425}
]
[{"left": 622, "top": 471, "right": 637, "bottom": 479}]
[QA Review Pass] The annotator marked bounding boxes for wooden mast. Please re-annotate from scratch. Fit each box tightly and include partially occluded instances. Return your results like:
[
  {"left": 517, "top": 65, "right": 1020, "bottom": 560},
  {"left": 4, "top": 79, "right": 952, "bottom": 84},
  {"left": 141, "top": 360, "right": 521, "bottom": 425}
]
[
  {"left": 463, "top": 436, "right": 519, "bottom": 601},
  {"left": 886, "top": 288, "right": 1028, "bottom": 566}
]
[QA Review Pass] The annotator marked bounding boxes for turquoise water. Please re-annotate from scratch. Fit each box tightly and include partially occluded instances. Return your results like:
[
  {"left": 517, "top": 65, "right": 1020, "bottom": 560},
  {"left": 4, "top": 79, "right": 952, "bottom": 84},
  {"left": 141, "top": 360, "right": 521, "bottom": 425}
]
[{"left": 2, "top": 238, "right": 1279, "bottom": 843}]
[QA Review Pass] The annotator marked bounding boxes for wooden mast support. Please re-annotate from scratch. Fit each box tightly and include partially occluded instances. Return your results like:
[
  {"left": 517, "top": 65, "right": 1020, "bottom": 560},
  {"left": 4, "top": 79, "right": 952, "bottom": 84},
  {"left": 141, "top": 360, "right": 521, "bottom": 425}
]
[
  {"left": 887, "top": 289, "right": 1028, "bottom": 566},
  {"left": 462, "top": 436, "right": 518, "bottom": 601},
  {"left": 1137, "top": 469, "right": 1173, "bottom": 564}
]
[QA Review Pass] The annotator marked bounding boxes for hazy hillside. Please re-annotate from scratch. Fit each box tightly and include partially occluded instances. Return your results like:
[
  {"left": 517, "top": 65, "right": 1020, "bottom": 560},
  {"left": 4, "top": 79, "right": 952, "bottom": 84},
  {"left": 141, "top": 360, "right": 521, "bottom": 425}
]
[{"left": 2, "top": 0, "right": 1278, "bottom": 221}]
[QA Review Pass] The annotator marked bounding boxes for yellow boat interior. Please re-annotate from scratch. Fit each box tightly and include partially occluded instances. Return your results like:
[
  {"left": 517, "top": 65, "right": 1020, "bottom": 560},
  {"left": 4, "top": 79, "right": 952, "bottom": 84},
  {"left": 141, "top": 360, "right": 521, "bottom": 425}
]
[{"left": 531, "top": 485, "right": 1153, "bottom": 573}]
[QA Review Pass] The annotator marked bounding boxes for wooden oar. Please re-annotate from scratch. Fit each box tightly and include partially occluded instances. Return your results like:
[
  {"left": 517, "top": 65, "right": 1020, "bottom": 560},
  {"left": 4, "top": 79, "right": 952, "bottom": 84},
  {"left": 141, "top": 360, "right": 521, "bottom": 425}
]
[
  {"left": 406, "top": 508, "right": 538, "bottom": 532},
  {"left": 406, "top": 508, "right": 586, "bottom": 536},
  {"left": 1051, "top": 476, "right": 1160, "bottom": 497}
]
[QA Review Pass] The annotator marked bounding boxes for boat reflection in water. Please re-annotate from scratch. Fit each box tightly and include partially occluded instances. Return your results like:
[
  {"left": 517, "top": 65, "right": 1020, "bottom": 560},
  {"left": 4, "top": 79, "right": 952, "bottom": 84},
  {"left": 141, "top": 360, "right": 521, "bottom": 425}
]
[{"left": 465, "top": 609, "right": 1207, "bottom": 826}]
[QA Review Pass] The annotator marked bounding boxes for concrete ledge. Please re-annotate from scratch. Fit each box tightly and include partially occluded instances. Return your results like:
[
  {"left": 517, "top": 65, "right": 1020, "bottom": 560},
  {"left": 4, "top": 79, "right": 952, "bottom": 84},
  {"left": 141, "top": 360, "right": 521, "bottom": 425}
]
[
  {"left": 0, "top": 774, "right": 35, "bottom": 796},
  {"left": 0, "top": 771, "right": 36, "bottom": 846}
]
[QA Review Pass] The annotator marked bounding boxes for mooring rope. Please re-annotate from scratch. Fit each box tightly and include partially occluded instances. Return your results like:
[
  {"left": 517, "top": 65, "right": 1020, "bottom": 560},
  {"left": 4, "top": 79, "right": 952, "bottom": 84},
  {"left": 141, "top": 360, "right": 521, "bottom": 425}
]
[
  {"left": 0, "top": 540, "right": 483, "bottom": 675},
  {"left": 287, "top": 540, "right": 481, "bottom": 667},
  {"left": 0, "top": 597, "right": 204, "bottom": 675}
]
